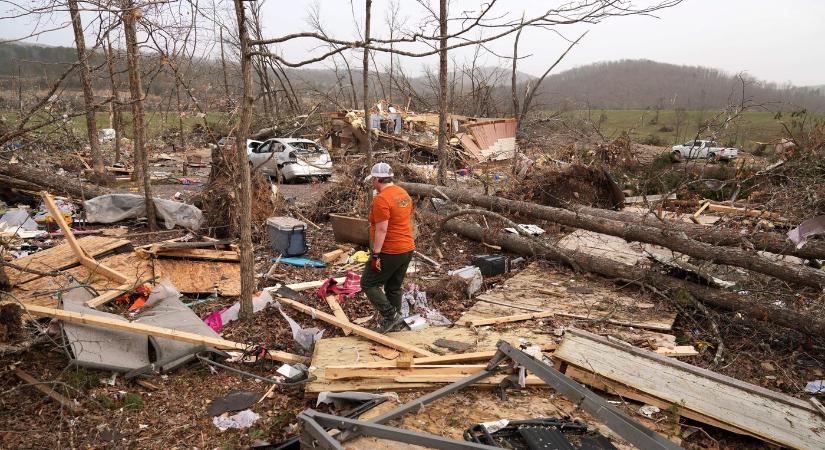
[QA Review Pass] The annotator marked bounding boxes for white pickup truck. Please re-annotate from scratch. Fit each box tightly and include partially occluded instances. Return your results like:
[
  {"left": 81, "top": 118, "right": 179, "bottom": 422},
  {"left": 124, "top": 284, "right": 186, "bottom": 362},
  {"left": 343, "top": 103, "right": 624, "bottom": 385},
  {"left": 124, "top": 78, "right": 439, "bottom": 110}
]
[{"left": 671, "top": 140, "right": 738, "bottom": 161}]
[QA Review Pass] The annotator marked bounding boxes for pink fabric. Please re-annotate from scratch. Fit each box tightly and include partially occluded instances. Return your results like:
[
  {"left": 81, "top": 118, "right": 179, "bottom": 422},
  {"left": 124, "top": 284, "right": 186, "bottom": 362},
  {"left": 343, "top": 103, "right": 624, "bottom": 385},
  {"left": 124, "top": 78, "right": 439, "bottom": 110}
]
[
  {"left": 317, "top": 270, "right": 362, "bottom": 304},
  {"left": 203, "top": 308, "right": 226, "bottom": 332}
]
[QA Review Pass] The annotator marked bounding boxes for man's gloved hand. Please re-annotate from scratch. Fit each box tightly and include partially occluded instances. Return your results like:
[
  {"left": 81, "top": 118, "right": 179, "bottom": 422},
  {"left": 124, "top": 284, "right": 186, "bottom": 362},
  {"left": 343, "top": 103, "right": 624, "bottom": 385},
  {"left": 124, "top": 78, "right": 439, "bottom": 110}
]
[{"left": 370, "top": 252, "right": 382, "bottom": 272}]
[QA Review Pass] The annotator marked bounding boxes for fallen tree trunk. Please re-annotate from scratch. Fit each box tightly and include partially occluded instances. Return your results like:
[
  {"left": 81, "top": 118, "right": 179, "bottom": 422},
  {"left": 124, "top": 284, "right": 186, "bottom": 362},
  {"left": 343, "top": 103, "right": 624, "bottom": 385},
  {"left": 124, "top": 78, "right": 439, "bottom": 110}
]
[
  {"left": 419, "top": 210, "right": 825, "bottom": 337},
  {"left": 401, "top": 182, "right": 825, "bottom": 261},
  {"left": 403, "top": 182, "right": 825, "bottom": 289},
  {"left": 0, "top": 162, "right": 111, "bottom": 199}
]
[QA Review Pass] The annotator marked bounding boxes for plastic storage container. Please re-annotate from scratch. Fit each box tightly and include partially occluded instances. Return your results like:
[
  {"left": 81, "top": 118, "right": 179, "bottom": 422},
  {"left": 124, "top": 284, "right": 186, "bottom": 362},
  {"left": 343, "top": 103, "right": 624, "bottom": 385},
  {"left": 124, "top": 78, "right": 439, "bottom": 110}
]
[
  {"left": 471, "top": 254, "right": 510, "bottom": 277},
  {"left": 266, "top": 216, "right": 307, "bottom": 256}
]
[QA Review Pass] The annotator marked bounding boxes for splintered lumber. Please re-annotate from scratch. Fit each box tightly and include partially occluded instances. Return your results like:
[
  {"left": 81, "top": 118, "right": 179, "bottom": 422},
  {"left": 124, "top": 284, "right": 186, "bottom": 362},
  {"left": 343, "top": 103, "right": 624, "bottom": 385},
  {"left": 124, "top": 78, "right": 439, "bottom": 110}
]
[
  {"left": 41, "top": 192, "right": 129, "bottom": 284},
  {"left": 419, "top": 210, "right": 825, "bottom": 337},
  {"left": 655, "top": 345, "right": 699, "bottom": 357},
  {"left": 321, "top": 249, "right": 347, "bottom": 264},
  {"left": 401, "top": 182, "right": 825, "bottom": 263},
  {"left": 555, "top": 328, "right": 825, "bottom": 449},
  {"left": 85, "top": 281, "right": 145, "bottom": 308},
  {"left": 149, "top": 248, "right": 240, "bottom": 262},
  {"left": 274, "top": 296, "right": 435, "bottom": 357},
  {"left": 458, "top": 310, "right": 555, "bottom": 326},
  {"left": 325, "top": 365, "right": 487, "bottom": 380},
  {"left": 19, "top": 303, "right": 308, "bottom": 365},
  {"left": 325, "top": 295, "right": 352, "bottom": 335},
  {"left": 2, "top": 236, "right": 130, "bottom": 286},
  {"left": 350, "top": 345, "right": 558, "bottom": 368},
  {"left": 393, "top": 375, "right": 545, "bottom": 385},
  {"left": 14, "top": 369, "right": 83, "bottom": 412},
  {"left": 274, "top": 277, "right": 346, "bottom": 293}
]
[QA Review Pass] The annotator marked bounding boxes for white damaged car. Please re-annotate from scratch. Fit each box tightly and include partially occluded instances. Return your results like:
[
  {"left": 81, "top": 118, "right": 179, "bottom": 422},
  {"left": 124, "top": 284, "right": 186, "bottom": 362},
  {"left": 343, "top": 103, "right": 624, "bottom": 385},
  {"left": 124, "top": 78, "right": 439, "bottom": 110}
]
[
  {"left": 248, "top": 138, "right": 332, "bottom": 183},
  {"left": 671, "top": 140, "right": 738, "bottom": 161}
]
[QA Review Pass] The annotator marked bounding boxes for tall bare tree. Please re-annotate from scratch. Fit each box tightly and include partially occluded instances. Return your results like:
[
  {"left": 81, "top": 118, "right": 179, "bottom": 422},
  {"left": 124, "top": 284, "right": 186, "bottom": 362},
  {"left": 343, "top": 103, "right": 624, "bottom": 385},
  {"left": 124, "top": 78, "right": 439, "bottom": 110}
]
[
  {"left": 105, "top": 35, "right": 123, "bottom": 163},
  {"left": 68, "top": 0, "right": 106, "bottom": 180},
  {"left": 121, "top": 0, "right": 158, "bottom": 229},
  {"left": 436, "top": 0, "right": 448, "bottom": 184},
  {"left": 232, "top": 0, "right": 256, "bottom": 320}
]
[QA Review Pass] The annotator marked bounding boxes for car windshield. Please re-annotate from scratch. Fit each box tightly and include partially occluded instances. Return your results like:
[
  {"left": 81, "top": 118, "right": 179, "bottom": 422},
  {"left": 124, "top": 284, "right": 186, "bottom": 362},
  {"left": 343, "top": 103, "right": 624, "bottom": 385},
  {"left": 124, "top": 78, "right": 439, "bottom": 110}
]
[
  {"left": 707, "top": 142, "right": 718, "bottom": 147},
  {"left": 288, "top": 141, "right": 322, "bottom": 153}
]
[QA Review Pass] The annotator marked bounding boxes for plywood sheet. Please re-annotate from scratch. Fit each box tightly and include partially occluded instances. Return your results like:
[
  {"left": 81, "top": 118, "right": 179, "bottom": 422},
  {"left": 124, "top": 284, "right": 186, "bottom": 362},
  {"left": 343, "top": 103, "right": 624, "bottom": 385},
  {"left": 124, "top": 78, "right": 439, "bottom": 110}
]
[
  {"left": 557, "top": 229, "right": 645, "bottom": 266},
  {"left": 306, "top": 326, "right": 553, "bottom": 394},
  {"left": 7, "top": 251, "right": 240, "bottom": 307},
  {"left": 4, "top": 236, "right": 131, "bottom": 286},
  {"left": 555, "top": 329, "right": 825, "bottom": 450},
  {"left": 463, "top": 264, "right": 676, "bottom": 331}
]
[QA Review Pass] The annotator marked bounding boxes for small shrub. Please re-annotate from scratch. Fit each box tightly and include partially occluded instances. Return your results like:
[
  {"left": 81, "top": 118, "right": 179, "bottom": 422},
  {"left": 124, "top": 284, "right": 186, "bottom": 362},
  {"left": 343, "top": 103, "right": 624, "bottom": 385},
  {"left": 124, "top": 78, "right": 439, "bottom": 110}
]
[
  {"left": 123, "top": 393, "right": 144, "bottom": 411},
  {"left": 640, "top": 134, "right": 666, "bottom": 146},
  {"left": 95, "top": 394, "right": 116, "bottom": 410},
  {"left": 658, "top": 125, "right": 674, "bottom": 132}
]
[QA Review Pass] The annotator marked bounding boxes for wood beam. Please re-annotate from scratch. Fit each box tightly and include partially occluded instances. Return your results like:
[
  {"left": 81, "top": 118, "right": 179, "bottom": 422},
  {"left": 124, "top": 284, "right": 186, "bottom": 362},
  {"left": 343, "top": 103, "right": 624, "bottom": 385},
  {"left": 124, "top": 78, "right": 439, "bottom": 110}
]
[
  {"left": 19, "top": 303, "right": 308, "bottom": 364},
  {"left": 274, "top": 296, "right": 435, "bottom": 357}
]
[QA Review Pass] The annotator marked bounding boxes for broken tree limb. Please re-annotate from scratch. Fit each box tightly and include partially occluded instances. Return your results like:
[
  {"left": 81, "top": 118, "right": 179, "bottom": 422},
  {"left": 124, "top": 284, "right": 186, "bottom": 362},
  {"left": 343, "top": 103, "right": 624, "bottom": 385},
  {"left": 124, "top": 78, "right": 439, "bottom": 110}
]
[
  {"left": 418, "top": 210, "right": 825, "bottom": 337},
  {"left": 14, "top": 369, "right": 83, "bottom": 412},
  {"left": 401, "top": 182, "right": 825, "bottom": 262},
  {"left": 405, "top": 183, "right": 825, "bottom": 289},
  {"left": 0, "top": 162, "right": 112, "bottom": 199},
  {"left": 19, "top": 303, "right": 309, "bottom": 364},
  {"left": 273, "top": 296, "right": 435, "bottom": 357}
]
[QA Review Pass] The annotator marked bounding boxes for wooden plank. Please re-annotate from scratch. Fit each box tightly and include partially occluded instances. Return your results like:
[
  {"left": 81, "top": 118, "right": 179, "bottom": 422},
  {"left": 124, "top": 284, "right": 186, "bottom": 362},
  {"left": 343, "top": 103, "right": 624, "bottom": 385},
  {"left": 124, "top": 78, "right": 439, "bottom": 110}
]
[
  {"left": 154, "top": 258, "right": 240, "bottom": 295},
  {"left": 325, "top": 295, "right": 352, "bottom": 335},
  {"left": 275, "top": 277, "right": 346, "bottom": 293},
  {"left": 152, "top": 248, "right": 240, "bottom": 262},
  {"left": 321, "top": 249, "right": 346, "bottom": 264},
  {"left": 355, "top": 345, "right": 558, "bottom": 368},
  {"left": 655, "top": 345, "right": 699, "bottom": 357},
  {"left": 458, "top": 310, "right": 555, "bottom": 326},
  {"left": 41, "top": 192, "right": 129, "bottom": 285},
  {"left": 4, "top": 236, "right": 130, "bottom": 286},
  {"left": 306, "top": 327, "right": 554, "bottom": 394},
  {"left": 463, "top": 263, "right": 676, "bottom": 331},
  {"left": 41, "top": 192, "right": 85, "bottom": 259},
  {"left": 563, "top": 365, "right": 754, "bottom": 438},
  {"left": 19, "top": 303, "right": 309, "bottom": 365},
  {"left": 706, "top": 203, "right": 786, "bottom": 221},
  {"left": 555, "top": 328, "right": 824, "bottom": 450},
  {"left": 14, "top": 368, "right": 83, "bottom": 412},
  {"left": 85, "top": 281, "right": 146, "bottom": 308},
  {"left": 275, "top": 296, "right": 435, "bottom": 357},
  {"left": 393, "top": 374, "right": 545, "bottom": 385},
  {"left": 325, "top": 365, "right": 487, "bottom": 380}
]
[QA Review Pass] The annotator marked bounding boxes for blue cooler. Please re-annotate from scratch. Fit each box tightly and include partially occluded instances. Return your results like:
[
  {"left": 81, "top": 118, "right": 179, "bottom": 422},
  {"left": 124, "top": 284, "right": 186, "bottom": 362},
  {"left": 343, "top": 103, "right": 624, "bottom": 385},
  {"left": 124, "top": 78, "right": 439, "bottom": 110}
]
[{"left": 266, "top": 216, "right": 307, "bottom": 256}]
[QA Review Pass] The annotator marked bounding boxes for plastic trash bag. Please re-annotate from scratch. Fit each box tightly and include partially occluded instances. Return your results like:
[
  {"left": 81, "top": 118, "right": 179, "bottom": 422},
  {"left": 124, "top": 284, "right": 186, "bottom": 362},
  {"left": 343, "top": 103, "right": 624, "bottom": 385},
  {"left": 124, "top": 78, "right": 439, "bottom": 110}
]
[
  {"left": 274, "top": 300, "right": 323, "bottom": 352},
  {"left": 85, "top": 194, "right": 204, "bottom": 230}
]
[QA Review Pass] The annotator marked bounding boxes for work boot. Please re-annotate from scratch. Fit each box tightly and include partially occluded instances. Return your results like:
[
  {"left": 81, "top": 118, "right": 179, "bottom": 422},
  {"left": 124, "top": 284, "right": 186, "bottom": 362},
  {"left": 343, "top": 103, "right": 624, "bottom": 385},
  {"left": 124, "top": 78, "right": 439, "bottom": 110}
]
[{"left": 371, "top": 312, "right": 405, "bottom": 334}]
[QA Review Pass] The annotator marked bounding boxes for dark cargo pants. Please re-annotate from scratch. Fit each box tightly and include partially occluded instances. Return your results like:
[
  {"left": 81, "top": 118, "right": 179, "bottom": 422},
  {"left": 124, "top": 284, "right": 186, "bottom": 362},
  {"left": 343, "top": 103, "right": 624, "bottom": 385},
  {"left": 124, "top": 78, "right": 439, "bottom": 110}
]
[{"left": 360, "top": 251, "right": 413, "bottom": 318}]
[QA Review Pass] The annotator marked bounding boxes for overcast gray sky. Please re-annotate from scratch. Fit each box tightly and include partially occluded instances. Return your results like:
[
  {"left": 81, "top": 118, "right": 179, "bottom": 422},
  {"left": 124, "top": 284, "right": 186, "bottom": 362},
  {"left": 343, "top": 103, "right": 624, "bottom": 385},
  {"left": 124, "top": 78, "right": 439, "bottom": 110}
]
[{"left": 2, "top": 0, "right": 823, "bottom": 86}]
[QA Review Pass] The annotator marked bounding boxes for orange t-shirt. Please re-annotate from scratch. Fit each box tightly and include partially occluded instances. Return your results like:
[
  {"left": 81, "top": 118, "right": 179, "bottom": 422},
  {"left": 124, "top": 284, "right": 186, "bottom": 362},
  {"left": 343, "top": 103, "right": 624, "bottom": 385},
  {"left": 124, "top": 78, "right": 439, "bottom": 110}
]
[{"left": 369, "top": 185, "right": 415, "bottom": 254}]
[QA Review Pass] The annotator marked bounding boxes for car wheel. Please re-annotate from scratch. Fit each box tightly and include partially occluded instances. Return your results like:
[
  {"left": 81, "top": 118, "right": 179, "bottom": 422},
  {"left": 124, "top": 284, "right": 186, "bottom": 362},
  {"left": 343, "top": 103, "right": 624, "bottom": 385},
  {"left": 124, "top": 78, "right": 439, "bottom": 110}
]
[
  {"left": 706, "top": 152, "right": 717, "bottom": 162},
  {"left": 276, "top": 168, "right": 287, "bottom": 184},
  {"left": 671, "top": 150, "right": 682, "bottom": 161}
]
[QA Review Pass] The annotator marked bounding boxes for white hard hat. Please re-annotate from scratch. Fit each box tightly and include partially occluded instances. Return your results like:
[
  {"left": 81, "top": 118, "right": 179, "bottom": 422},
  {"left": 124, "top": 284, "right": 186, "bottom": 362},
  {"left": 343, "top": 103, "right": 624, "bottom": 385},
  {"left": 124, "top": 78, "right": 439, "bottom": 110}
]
[{"left": 364, "top": 162, "right": 394, "bottom": 182}]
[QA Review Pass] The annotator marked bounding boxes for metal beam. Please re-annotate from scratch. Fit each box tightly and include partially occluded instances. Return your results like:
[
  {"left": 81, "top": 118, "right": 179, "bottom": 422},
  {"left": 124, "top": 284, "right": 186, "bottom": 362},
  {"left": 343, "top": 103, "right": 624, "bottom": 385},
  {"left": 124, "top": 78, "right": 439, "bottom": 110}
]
[
  {"left": 297, "top": 412, "right": 343, "bottom": 450},
  {"left": 494, "top": 340, "right": 683, "bottom": 450},
  {"left": 305, "top": 410, "right": 502, "bottom": 450},
  {"left": 336, "top": 367, "right": 499, "bottom": 442}
]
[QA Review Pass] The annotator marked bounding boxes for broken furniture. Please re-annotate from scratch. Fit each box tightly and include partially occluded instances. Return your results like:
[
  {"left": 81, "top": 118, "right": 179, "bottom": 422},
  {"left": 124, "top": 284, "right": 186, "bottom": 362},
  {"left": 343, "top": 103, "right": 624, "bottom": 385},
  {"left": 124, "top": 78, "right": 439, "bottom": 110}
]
[
  {"left": 297, "top": 340, "right": 681, "bottom": 450},
  {"left": 328, "top": 214, "right": 370, "bottom": 246}
]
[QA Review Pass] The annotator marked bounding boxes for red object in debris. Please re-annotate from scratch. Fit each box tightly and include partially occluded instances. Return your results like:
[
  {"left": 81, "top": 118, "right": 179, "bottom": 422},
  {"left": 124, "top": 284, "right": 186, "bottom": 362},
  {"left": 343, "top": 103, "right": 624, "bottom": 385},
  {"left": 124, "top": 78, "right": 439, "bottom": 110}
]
[{"left": 113, "top": 284, "right": 152, "bottom": 311}]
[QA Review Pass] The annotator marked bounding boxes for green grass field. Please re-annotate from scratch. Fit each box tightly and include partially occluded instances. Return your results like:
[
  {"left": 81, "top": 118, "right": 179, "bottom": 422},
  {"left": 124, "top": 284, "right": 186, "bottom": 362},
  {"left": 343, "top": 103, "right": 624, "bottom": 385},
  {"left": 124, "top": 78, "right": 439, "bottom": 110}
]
[{"left": 544, "top": 109, "right": 825, "bottom": 150}]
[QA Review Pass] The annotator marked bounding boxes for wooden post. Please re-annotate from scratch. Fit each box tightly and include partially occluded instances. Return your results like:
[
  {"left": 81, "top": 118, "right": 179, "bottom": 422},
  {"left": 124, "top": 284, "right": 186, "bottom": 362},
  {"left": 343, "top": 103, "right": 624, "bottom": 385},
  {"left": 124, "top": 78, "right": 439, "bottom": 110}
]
[{"left": 325, "top": 295, "right": 352, "bottom": 335}]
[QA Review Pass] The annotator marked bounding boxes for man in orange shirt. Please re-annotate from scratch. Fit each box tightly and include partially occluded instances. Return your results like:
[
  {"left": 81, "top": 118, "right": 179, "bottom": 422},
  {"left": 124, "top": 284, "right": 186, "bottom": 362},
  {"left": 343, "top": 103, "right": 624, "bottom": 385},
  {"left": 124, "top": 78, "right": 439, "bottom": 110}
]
[{"left": 360, "top": 162, "right": 415, "bottom": 333}]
